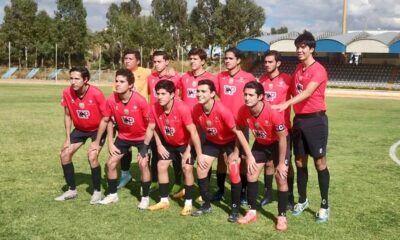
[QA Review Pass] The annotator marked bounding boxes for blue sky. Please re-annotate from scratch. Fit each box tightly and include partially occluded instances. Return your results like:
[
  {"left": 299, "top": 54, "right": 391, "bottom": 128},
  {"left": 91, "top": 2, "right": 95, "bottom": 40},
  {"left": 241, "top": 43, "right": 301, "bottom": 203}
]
[{"left": 0, "top": 0, "right": 399, "bottom": 33}]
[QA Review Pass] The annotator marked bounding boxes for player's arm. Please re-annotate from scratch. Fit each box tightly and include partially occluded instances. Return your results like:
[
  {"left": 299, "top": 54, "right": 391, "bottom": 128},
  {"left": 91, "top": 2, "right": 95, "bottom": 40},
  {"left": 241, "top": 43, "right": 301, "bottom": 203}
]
[
  {"left": 185, "top": 123, "right": 203, "bottom": 163},
  {"left": 272, "top": 81, "right": 320, "bottom": 112},
  {"left": 62, "top": 107, "right": 72, "bottom": 151},
  {"left": 137, "top": 123, "right": 156, "bottom": 162},
  {"left": 275, "top": 129, "right": 288, "bottom": 180},
  {"left": 89, "top": 116, "right": 110, "bottom": 153},
  {"left": 232, "top": 126, "right": 257, "bottom": 174},
  {"left": 106, "top": 120, "right": 121, "bottom": 156}
]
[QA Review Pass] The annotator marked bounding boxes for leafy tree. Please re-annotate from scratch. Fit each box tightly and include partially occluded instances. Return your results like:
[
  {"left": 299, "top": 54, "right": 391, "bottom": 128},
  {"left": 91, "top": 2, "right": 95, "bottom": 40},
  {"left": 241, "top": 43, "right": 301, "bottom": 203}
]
[
  {"left": 271, "top": 26, "right": 288, "bottom": 35},
  {"left": 55, "top": 0, "right": 88, "bottom": 68},
  {"left": 33, "top": 11, "right": 56, "bottom": 67},
  {"left": 120, "top": 0, "right": 141, "bottom": 17}
]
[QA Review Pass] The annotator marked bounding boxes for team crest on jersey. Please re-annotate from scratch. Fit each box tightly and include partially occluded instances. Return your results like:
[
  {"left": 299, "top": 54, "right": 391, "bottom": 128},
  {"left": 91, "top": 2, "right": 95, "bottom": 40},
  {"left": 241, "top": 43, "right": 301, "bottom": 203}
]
[
  {"left": 296, "top": 83, "right": 304, "bottom": 93},
  {"left": 254, "top": 122, "right": 261, "bottom": 129},
  {"left": 228, "top": 77, "right": 234, "bottom": 84},
  {"left": 89, "top": 99, "right": 93, "bottom": 104},
  {"left": 265, "top": 91, "right": 277, "bottom": 101},
  {"left": 122, "top": 116, "right": 134, "bottom": 125},
  {"left": 164, "top": 126, "right": 175, "bottom": 136},
  {"left": 187, "top": 88, "right": 197, "bottom": 98},
  {"left": 206, "top": 127, "right": 217, "bottom": 136},
  {"left": 268, "top": 83, "right": 274, "bottom": 89},
  {"left": 224, "top": 85, "right": 237, "bottom": 95},
  {"left": 206, "top": 120, "right": 212, "bottom": 127},
  {"left": 133, "top": 105, "right": 138, "bottom": 110},
  {"left": 79, "top": 103, "right": 85, "bottom": 109},
  {"left": 124, "top": 109, "right": 129, "bottom": 115},
  {"left": 77, "top": 110, "right": 90, "bottom": 119},
  {"left": 192, "top": 81, "right": 197, "bottom": 87},
  {"left": 165, "top": 119, "right": 170, "bottom": 125},
  {"left": 254, "top": 130, "right": 267, "bottom": 139}
]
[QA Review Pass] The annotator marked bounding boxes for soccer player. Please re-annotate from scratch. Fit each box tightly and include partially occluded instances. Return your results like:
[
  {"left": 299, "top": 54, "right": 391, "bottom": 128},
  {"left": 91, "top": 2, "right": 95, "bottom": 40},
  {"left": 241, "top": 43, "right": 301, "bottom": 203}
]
[
  {"left": 258, "top": 50, "right": 295, "bottom": 210},
  {"left": 272, "top": 30, "right": 330, "bottom": 223},
  {"left": 213, "top": 47, "right": 256, "bottom": 204},
  {"left": 138, "top": 80, "right": 204, "bottom": 216},
  {"left": 191, "top": 80, "right": 255, "bottom": 223},
  {"left": 55, "top": 66, "right": 105, "bottom": 204},
  {"left": 117, "top": 49, "right": 152, "bottom": 189},
  {"left": 90, "top": 69, "right": 151, "bottom": 208},
  {"left": 236, "top": 81, "right": 289, "bottom": 231}
]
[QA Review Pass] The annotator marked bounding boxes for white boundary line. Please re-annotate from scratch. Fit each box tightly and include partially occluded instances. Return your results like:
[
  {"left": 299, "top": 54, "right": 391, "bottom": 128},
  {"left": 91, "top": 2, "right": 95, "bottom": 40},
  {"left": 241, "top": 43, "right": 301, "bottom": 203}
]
[{"left": 389, "top": 141, "right": 400, "bottom": 165}]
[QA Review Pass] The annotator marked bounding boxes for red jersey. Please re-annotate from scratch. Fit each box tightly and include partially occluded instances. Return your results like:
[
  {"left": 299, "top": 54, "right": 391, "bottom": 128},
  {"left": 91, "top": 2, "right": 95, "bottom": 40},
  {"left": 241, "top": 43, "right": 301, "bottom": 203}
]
[
  {"left": 180, "top": 71, "right": 217, "bottom": 110},
  {"left": 217, "top": 70, "right": 255, "bottom": 119},
  {"left": 147, "top": 72, "right": 181, "bottom": 104},
  {"left": 192, "top": 101, "right": 236, "bottom": 144},
  {"left": 259, "top": 72, "right": 292, "bottom": 128},
  {"left": 237, "top": 101, "right": 287, "bottom": 145},
  {"left": 61, "top": 85, "right": 105, "bottom": 132},
  {"left": 292, "top": 61, "right": 328, "bottom": 114},
  {"left": 104, "top": 92, "right": 149, "bottom": 141},
  {"left": 149, "top": 99, "right": 193, "bottom": 146}
]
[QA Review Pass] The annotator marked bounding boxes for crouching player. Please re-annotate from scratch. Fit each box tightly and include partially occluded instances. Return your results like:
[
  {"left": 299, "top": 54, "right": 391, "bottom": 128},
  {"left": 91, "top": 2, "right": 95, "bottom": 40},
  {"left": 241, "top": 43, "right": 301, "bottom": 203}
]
[
  {"left": 236, "top": 81, "right": 289, "bottom": 231},
  {"left": 90, "top": 69, "right": 151, "bottom": 208},
  {"left": 138, "top": 80, "right": 204, "bottom": 216},
  {"left": 55, "top": 67, "right": 105, "bottom": 204},
  {"left": 191, "top": 80, "right": 254, "bottom": 222}
]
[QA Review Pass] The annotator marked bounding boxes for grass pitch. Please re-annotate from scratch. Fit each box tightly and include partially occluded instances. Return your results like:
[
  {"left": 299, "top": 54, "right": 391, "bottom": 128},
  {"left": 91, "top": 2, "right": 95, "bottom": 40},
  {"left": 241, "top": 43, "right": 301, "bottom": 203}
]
[{"left": 0, "top": 83, "right": 399, "bottom": 240}]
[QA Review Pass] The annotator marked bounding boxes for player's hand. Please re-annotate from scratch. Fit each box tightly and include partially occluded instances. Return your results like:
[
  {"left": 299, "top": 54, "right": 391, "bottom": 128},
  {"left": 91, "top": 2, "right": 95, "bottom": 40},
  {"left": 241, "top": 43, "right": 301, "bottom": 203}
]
[
  {"left": 276, "top": 163, "right": 288, "bottom": 180},
  {"left": 108, "top": 144, "right": 121, "bottom": 157},
  {"left": 247, "top": 156, "right": 258, "bottom": 175},
  {"left": 89, "top": 142, "right": 100, "bottom": 154},
  {"left": 181, "top": 151, "right": 191, "bottom": 166},
  {"left": 157, "top": 144, "right": 169, "bottom": 160},
  {"left": 197, "top": 154, "right": 208, "bottom": 170},
  {"left": 137, "top": 153, "right": 148, "bottom": 165},
  {"left": 61, "top": 139, "right": 71, "bottom": 153},
  {"left": 271, "top": 102, "right": 289, "bottom": 112}
]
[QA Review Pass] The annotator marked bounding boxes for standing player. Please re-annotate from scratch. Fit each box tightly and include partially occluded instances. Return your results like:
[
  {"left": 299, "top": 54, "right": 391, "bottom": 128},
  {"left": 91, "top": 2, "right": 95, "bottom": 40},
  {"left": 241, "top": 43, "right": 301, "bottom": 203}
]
[
  {"left": 55, "top": 67, "right": 105, "bottom": 204},
  {"left": 138, "top": 80, "right": 204, "bottom": 216},
  {"left": 236, "top": 81, "right": 289, "bottom": 231},
  {"left": 213, "top": 47, "right": 256, "bottom": 204},
  {"left": 117, "top": 49, "right": 152, "bottom": 189},
  {"left": 258, "top": 50, "right": 295, "bottom": 210},
  {"left": 90, "top": 69, "right": 151, "bottom": 208},
  {"left": 272, "top": 30, "right": 330, "bottom": 223},
  {"left": 191, "top": 80, "right": 255, "bottom": 222}
]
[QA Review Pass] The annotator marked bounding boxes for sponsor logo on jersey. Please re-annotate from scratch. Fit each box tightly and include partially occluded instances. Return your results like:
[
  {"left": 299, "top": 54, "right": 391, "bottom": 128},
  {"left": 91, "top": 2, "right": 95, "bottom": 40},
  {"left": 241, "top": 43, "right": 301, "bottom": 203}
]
[
  {"left": 265, "top": 91, "right": 277, "bottom": 102},
  {"left": 122, "top": 116, "right": 134, "bottom": 125},
  {"left": 77, "top": 110, "right": 90, "bottom": 119},
  {"left": 206, "top": 127, "right": 217, "bottom": 136},
  {"left": 164, "top": 126, "right": 175, "bottom": 136},
  {"left": 223, "top": 85, "right": 237, "bottom": 95},
  {"left": 254, "top": 130, "right": 267, "bottom": 139},
  {"left": 187, "top": 88, "right": 197, "bottom": 98}
]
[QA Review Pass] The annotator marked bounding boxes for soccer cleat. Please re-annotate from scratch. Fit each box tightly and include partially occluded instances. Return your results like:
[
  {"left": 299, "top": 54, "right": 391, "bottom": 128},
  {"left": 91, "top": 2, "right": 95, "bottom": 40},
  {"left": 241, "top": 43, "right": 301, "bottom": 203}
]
[
  {"left": 227, "top": 211, "right": 240, "bottom": 223},
  {"left": 117, "top": 173, "right": 132, "bottom": 189},
  {"left": 238, "top": 211, "right": 257, "bottom": 224},
  {"left": 275, "top": 216, "right": 288, "bottom": 231},
  {"left": 258, "top": 193, "right": 273, "bottom": 207},
  {"left": 148, "top": 201, "right": 170, "bottom": 211},
  {"left": 89, "top": 190, "right": 103, "bottom": 204},
  {"left": 54, "top": 189, "right": 78, "bottom": 201},
  {"left": 180, "top": 205, "right": 193, "bottom": 216},
  {"left": 315, "top": 207, "right": 330, "bottom": 223},
  {"left": 172, "top": 188, "right": 185, "bottom": 199},
  {"left": 137, "top": 197, "right": 150, "bottom": 210},
  {"left": 191, "top": 205, "right": 212, "bottom": 217},
  {"left": 292, "top": 199, "right": 309, "bottom": 216},
  {"left": 210, "top": 190, "right": 225, "bottom": 202},
  {"left": 240, "top": 192, "right": 248, "bottom": 205},
  {"left": 99, "top": 194, "right": 119, "bottom": 205}
]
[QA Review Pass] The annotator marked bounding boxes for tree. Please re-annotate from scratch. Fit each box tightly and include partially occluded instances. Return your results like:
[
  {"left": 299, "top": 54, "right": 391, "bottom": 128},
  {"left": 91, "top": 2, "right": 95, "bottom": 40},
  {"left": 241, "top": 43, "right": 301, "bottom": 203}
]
[
  {"left": 189, "top": 0, "right": 222, "bottom": 52},
  {"left": 33, "top": 11, "right": 56, "bottom": 67},
  {"left": 120, "top": 0, "right": 141, "bottom": 17},
  {"left": 215, "top": 0, "right": 265, "bottom": 46},
  {"left": 55, "top": 0, "right": 88, "bottom": 68},
  {"left": 0, "top": 0, "right": 38, "bottom": 68},
  {"left": 271, "top": 26, "right": 288, "bottom": 35}
]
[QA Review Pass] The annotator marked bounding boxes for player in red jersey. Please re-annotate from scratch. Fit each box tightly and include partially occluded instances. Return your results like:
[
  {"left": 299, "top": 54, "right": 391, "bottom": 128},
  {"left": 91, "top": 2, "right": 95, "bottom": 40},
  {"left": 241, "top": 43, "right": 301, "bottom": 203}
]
[
  {"left": 138, "top": 80, "right": 204, "bottom": 216},
  {"left": 236, "top": 81, "right": 289, "bottom": 231},
  {"left": 272, "top": 31, "right": 330, "bottom": 223},
  {"left": 190, "top": 80, "right": 255, "bottom": 222},
  {"left": 55, "top": 67, "right": 106, "bottom": 204},
  {"left": 258, "top": 50, "right": 295, "bottom": 210},
  {"left": 89, "top": 69, "right": 151, "bottom": 208},
  {"left": 213, "top": 47, "right": 256, "bottom": 204}
]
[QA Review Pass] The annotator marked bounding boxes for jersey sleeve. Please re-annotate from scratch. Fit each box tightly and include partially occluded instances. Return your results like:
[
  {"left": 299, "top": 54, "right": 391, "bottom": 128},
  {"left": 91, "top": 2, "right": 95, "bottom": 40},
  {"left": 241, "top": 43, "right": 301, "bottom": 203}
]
[
  {"left": 95, "top": 90, "right": 107, "bottom": 116},
  {"left": 180, "top": 104, "right": 193, "bottom": 126},
  {"left": 191, "top": 105, "right": 201, "bottom": 125},
  {"left": 220, "top": 104, "right": 236, "bottom": 129},
  {"left": 236, "top": 106, "right": 247, "bottom": 128},
  {"left": 61, "top": 91, "right": 67, "bottom": 107},
  {"left": 271, "top": 109, "right": 287, "bottom": 133},
  {"left": 148, "top": 106, "right": 156, "bottom": 124},
  {"left": 103, "top": 98, "right": 113, "bottom": 117},
  {"left": 140, "top": 98, "right": 150, "bottom": 124},
  {"left": 310, "top": 66, "right": 327, "bottom": 85}
]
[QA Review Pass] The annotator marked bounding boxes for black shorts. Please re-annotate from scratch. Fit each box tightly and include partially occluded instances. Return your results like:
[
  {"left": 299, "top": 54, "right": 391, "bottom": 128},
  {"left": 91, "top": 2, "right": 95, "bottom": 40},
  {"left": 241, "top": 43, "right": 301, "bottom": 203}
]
[
  {"left": 70, "top": 128, "right": 106, "bottom": 146},
  {"left": 202, "top": 140, "right": 236, "bottom": 158},
  {"left": 114, "top": 137, "right": 145, "bottom": 155},
  {"left": 292, "top": 112, "right": 328, "bottom": 159},
  {"left": 159, "top": 141, "right": 195, "bottom": 165},
  {"left": 251, "top": 141, "right": 290, "bottom": 166}
]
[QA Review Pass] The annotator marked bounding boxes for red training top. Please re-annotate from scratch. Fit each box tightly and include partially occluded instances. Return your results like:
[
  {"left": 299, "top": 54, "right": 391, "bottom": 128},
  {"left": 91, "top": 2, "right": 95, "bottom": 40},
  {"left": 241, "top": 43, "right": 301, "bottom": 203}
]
[
  {"left": 147, "top": 72, "right": 181, "bottom": 104},
  {"left": 180, "top": 71, "right": 217, "bottom": 110}
]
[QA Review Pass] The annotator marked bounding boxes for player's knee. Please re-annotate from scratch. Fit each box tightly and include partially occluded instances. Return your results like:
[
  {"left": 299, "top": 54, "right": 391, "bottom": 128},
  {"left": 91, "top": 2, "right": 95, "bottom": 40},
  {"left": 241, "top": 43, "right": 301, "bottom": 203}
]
[
  {"left": 157, "top": 161, "right": 168, "bottom": 172},
  {"left": 106, "top": 159, "right": 117, "bottom": 171},
  {"left": 139, "top": 160, "right": 149, "bottom": 170},
  {"left": 314, "top": 157, "right": 327, "bottom": 171},
  {"left": 295, "top": 156, "right": 307, "bottom": 167},
  {"left": 60, "top": 150, "right": 72, "bottom": 164},
  {"left": 182, "top": 164, "right": 193, "bottom": 174},
  {"left": 228, "top": 162, "right": 241, "bottom": 184},
  {"left": 275, "top": 174, "right": 287, "bottom": 187}
]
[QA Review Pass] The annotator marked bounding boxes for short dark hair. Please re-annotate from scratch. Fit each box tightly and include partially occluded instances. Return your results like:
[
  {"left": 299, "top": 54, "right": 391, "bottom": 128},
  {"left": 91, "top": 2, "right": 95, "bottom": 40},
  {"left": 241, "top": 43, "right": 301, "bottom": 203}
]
[
  {"left": 153, "top": 50, "right": 170, "bottom": 61},
  {"left": 116, "top": 68, "right": 135, "bottom": 85},
  {"left": 295, "top": 30, "right": 316, "bottom": 49},
  {"left": 263, "top": 50, "right": 281, "bottom": 62},
  {"left": 198, "top": 79, "right": 216, "bottom": 93},
  {"left": 70, "top": 66, "right": 90, "bottom": 81},
  {"left": 224, "top": 47, "right": 243, "bottom": 60},
  {"left": 155, "top": 79, "right": 175, "bottom": 94},
  {"left": 244, "top": 81, "right": 264, "bottom": 98},
  {"left": 123, "top": 49, "right": 141, "bottom": 62},
  {"left": 188, "top": 48, "right": 207, "bottom": 61}
]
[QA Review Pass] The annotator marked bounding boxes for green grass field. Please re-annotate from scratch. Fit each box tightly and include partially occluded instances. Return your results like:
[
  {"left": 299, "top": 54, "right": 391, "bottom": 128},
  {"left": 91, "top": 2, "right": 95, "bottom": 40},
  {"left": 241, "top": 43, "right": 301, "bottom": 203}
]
[{"left": 1, "top": 83, "right": 399, "bottom": 240}]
